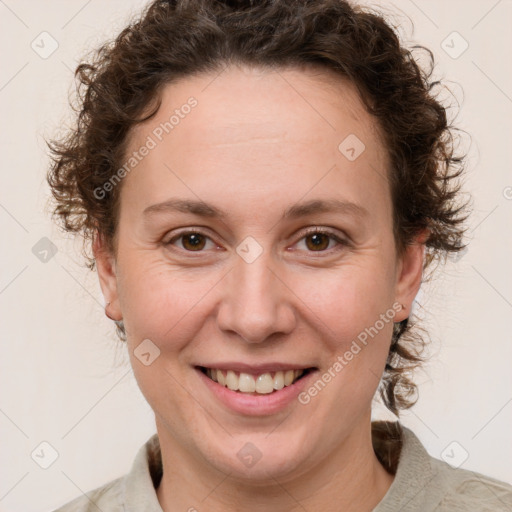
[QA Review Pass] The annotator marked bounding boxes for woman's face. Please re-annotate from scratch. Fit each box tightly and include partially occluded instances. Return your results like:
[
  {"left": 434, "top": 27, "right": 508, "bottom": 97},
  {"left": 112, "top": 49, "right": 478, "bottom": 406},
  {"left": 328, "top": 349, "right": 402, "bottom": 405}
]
[{"left": 96, "top": 65, "right": 423, "bottom": 481}]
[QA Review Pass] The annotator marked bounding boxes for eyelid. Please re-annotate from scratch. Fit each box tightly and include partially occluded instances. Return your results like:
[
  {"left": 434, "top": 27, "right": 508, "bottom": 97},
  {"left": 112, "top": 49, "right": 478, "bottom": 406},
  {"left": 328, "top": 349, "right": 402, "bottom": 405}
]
[{"left": 299, "top": 226, "right": 347, "bottom": 240}]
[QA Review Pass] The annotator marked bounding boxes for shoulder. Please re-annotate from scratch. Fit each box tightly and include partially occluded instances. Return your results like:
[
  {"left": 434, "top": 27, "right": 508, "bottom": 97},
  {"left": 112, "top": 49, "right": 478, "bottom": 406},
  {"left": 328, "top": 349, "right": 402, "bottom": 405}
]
[
  {"left": 50, "top": 432, "right": 163, "bottom": 512},
  {"left": 429, "top": 458, "right": 512, "bottom": 511},
  {"left": 372, "top": 421, "right": 512, "bottom": 512},
  {"left": 50, "top": 476, "right": 123, "bottom": 512}
]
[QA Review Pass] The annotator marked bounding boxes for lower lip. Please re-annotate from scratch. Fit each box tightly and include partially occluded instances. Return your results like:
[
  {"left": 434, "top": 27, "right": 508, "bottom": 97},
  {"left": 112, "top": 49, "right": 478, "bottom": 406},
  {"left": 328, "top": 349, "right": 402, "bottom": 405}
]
[{"left": 196, "top": 368, "right": 318, "bottom": 416}]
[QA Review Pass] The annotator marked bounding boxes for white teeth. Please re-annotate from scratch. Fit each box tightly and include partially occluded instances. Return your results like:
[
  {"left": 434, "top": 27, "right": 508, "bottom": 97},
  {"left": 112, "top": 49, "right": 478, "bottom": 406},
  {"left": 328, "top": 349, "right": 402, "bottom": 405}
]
[
  {"left": 284, "top": 369, "right": 295, "bottom": 386},
  {"left": 255, "top": 373, "right": 274, "bottom": 394},
  {"left": 239, "top": 372, "right": 256, "bottom": 392},
  {"left": 226, "top": 370, "right": 238, "bottom": 391},
  {"left": 204, "top": 368, "right": 306, "bottom": 394},
  {"left": 216, "top": 369, "right": 226, "bottom": 386},
  {"left": 273, "top": 371, "right": 285, "bottom": 390}
]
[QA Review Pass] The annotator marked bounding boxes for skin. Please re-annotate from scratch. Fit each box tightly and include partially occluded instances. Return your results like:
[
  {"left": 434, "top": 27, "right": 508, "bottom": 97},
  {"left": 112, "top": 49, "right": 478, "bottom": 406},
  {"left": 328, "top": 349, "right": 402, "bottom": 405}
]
[{"left": 94, "top": 64, "right": 426, "bottom": 511}]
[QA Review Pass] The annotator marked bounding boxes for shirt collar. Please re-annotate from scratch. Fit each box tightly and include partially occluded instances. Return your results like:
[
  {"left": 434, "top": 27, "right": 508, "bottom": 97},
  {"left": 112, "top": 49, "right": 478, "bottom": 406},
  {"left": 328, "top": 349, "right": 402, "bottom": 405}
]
[
  {"left": 372, "top": 422, "right": 436, "bottom": 511},
  {"left": 121, "top": 432, "right": 163, "bottom": 511}
]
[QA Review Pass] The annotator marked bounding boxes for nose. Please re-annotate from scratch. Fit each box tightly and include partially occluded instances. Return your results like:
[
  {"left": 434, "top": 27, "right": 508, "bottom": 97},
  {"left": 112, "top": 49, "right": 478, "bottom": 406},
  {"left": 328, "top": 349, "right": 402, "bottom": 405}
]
[{"left": 216, "top": 250, "right": 296, "bottom": 344}]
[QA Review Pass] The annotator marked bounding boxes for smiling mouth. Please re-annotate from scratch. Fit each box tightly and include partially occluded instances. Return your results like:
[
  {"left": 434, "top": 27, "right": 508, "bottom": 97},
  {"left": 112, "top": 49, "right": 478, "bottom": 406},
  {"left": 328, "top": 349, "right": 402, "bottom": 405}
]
[{"left": 198, "top": 366, "right": 314, "bottom": 395}]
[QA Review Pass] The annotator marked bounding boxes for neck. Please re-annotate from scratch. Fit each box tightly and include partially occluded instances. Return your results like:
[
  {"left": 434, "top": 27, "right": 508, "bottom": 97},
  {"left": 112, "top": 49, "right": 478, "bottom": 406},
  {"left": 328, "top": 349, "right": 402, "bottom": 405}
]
[{"left": 156, "top": 416, "right": 394, "bottom": 512}]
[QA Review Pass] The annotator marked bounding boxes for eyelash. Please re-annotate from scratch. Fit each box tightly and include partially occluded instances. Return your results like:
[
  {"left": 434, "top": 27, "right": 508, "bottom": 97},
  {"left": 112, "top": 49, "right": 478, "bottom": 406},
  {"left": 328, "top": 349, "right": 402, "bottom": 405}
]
[{"left": 164, "top": 227, "right": 349, "bottom": 256}]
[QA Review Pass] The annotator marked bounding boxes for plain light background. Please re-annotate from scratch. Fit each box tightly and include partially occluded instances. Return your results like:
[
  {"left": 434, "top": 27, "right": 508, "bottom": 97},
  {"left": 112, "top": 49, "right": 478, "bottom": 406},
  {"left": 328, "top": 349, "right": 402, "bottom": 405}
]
[{"left": 1, "top": 0, "right": 511, "bottom": 510}]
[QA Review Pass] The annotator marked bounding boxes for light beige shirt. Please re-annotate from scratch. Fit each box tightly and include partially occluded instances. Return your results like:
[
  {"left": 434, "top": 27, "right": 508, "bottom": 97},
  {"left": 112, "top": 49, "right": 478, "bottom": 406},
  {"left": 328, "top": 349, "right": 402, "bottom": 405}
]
[{"left": 52, "top": 421, "right": 512, "bottom": 511}]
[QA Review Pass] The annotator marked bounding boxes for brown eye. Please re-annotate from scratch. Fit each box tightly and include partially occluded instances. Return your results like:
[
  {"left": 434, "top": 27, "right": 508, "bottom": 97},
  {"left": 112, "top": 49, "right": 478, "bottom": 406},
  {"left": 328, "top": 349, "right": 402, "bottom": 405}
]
[
  {"left": 166, "top": 231, "right": 215, "bottom": 252},
  {"left": 305, "top": 232, "right": 330, "bottom": 251},
  {"left": 180, "top": 233, "right": 207, "bottom": 251},
  {"left": 294, "top": 228, "right": 348, "bottom": 254}
]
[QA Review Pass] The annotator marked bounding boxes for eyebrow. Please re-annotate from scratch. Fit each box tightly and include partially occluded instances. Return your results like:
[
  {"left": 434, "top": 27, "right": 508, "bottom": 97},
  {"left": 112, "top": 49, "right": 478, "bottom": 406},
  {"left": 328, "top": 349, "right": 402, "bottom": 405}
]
[{"left": 142, "top": 198, "right": 369, "bottom": 221}]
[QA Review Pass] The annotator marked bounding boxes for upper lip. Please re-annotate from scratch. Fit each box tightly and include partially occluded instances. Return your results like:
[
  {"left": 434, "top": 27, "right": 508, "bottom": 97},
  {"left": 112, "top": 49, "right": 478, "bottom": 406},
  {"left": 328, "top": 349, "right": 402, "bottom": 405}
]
[{"left": 196, "top": 362, "right": 316, "bottom": 374}]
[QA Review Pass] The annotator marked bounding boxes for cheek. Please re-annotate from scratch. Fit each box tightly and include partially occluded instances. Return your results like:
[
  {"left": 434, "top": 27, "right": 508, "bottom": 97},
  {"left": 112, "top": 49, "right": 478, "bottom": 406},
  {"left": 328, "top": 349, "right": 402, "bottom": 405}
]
[
  {"left": 117, "top": 252, "right": 226, "bottom": 352},
  {"left": 291, "top": 261, "right": 396, "bottom": 341},
  {"left": 293, "top": 268, "right": 397, "bottom": 417}
]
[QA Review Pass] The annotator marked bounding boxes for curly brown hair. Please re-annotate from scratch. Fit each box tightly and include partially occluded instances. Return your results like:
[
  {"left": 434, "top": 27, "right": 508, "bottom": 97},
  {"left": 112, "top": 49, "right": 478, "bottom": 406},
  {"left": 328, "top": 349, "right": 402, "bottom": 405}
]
[{"left": 46, "top": 0, "right": 469, "bottom": 416}]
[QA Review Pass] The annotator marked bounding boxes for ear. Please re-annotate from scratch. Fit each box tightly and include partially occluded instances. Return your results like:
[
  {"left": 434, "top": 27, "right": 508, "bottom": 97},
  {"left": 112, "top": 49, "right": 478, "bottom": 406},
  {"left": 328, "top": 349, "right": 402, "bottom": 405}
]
[
  {"left": 93, "top": 230, "right": 122, "bottom": 321},
  {"left": 393, "top": 228, "right": 428, "bottom": 323}
]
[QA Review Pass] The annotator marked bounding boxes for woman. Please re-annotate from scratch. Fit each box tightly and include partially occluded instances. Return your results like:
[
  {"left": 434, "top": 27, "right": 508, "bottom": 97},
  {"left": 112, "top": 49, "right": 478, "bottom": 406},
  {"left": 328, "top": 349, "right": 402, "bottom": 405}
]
[{"left": 47, "top": 0, "right": 512, "bottom": 510}]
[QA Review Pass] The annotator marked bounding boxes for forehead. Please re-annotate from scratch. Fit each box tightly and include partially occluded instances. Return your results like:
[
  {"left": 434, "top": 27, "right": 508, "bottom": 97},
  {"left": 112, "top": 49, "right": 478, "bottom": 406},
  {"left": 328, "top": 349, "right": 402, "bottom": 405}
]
[
  {"left": 165, "top": 66, "right": 375, "bottom": 134},
  {"left": 129, "top": 64, "right": 386, "bottom": 153},
  {"left": 122, "top": 64, "right": 390, "bottom": 219}
]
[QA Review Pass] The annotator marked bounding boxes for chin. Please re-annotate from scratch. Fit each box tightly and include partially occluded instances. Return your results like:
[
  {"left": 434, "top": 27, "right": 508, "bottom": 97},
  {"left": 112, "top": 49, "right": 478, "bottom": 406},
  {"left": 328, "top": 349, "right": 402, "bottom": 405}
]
[{"left": 198, "top": 431, "right": 312, "bottom": 483}]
